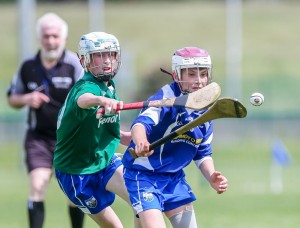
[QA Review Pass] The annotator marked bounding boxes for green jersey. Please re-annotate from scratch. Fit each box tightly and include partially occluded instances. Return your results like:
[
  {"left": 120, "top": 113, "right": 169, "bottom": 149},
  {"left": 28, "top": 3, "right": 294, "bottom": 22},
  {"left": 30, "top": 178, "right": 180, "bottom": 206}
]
[{"left": 54, "top": 72, "right": 121, "bottom": 174}]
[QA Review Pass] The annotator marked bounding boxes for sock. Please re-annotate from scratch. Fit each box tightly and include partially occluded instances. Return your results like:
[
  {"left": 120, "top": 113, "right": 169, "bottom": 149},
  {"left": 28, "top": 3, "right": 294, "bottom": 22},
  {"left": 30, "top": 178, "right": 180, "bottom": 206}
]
[
  {"left": 28, "top": 201, "right": 44, "bottom": 228},
  {"left": 69, "top": 205, "right": 85, "bottom": 228}
]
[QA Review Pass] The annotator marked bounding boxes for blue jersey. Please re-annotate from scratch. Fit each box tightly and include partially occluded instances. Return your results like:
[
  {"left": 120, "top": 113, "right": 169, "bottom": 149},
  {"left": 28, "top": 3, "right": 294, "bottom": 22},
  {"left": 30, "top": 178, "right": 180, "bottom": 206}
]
[{"left": 122, "top": 81, "right": 213, "bottom": 173}]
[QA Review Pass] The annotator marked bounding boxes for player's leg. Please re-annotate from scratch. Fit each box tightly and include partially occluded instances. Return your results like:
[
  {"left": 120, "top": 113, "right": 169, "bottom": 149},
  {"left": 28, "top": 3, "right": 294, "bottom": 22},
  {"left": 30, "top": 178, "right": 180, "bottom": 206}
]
[
  {"left": 28, "top": 167, "right": 52, "bottom": 228},
  {"left": 105, "top": 156, "right": 142, "bottom": 228},
  {"left": 25, "top": 131, "right": 55, "bottom": 228},
  {"left": 55, "top": 158, "right": 124, "bottom": 227},
  {"left": 162, "top": 170, "right": 198, "bottom": 228},
  {"left": 52, "top": 165, "right": 85, "bottom": 228},
  {"left": 165, "top": 203, "right": 197, "bottom": 228},
  {"left": 68, "top": 200, "right": 85, "bottom": 228},
  {"left": 138, "top": 209, "right": 166, "bottom": 228},
  {"left": 88, "top": 206, "right": 123, "bottom": 227},
  {"left": 29, "top": 168, "right": 51, "bottom": 200},
  {"left": 111, "top": 169, "right": 165, "bottom": 228},
  {"left": 105, "top": 165, "right": 128, "bottom": 200},
  {"left": 123, "top": 168, "right": 168, "bottom": 228}
]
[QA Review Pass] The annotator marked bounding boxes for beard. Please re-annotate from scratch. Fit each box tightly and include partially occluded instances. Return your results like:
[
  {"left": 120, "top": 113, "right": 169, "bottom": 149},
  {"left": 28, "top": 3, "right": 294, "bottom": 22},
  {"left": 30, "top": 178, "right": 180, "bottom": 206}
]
[{"left": 41, "top": 42, "right": 65, "bottom": 61}]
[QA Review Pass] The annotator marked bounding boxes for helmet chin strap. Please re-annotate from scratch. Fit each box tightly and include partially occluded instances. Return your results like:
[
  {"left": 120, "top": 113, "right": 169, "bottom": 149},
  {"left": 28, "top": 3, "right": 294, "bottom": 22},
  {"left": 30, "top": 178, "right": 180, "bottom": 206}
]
[
  {"left": 178, "top": 81, "right": 190, "bottom": 95},
  {"left": 96, "top": 75, "right": 112, "bottom": 82},
  {"left": 91, "top": 72, "right": 113, "bottom": 82}
]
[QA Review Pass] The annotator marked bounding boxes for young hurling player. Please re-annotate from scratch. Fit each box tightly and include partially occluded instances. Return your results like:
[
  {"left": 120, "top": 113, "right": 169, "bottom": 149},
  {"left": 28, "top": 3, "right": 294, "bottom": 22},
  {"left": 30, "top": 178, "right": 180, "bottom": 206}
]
[
  {"left": 53, "top": 32, "right": 141, "bottom": 228},
  {"left": 122, "top": 47, "right": 228, "bottom": 228}
]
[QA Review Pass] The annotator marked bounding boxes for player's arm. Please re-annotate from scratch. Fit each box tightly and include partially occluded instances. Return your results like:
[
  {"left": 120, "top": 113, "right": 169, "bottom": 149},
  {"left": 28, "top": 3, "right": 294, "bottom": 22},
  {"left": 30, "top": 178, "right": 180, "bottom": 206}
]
[
  {"left": 198, "top": 157, "right": 215, "bottom": 181},
  {"left": 7, "top": 70, "right": 50, "bottom": 109},
  {"left": 131, "top": 124, "right": 154, "bottom": 157},
  {"left": 198, "top": 158, "right": 228, "bottom": 194},
  {"left": 77, "top": 93, "right": 123, "bottom": 112},
  {"left": 120, "top": 130, "right": 131, "bottom": 146},
  {"left": 8, "top": 92, "right": 50, "bottom": 109},
  {"left": 8, "top": 94, "right": 30, "bottom": 109}
]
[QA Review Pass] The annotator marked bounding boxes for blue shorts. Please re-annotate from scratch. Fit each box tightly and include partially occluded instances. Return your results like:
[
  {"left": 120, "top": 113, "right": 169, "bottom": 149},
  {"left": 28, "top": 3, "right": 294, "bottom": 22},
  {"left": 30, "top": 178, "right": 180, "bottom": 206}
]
[
  {"left": 123, "top": 168, "right": 196, "bottom": 215},
  {"left": 55, "top": 155, "right": 122, "bottom": 214}
]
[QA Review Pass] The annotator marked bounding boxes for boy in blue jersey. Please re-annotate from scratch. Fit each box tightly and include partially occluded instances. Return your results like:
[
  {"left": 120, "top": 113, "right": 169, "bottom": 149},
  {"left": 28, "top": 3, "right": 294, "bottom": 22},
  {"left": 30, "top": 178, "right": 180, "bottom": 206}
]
[{"left": 122, "top": 47, "right": 228, "bottom": 228}]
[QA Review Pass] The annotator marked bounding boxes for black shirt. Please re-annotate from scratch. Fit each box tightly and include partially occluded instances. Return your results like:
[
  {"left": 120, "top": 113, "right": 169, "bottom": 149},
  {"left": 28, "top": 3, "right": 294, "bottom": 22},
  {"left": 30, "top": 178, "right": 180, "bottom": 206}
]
[{"left": 7, "top": 50, "right": 84, "bottom": 138}]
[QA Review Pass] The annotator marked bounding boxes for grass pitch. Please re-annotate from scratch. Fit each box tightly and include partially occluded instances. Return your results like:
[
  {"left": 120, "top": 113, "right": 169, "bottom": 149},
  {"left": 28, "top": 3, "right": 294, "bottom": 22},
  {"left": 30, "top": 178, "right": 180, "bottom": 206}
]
[{"left": 1, "top": 138, "right": 299, "bottom": 228}]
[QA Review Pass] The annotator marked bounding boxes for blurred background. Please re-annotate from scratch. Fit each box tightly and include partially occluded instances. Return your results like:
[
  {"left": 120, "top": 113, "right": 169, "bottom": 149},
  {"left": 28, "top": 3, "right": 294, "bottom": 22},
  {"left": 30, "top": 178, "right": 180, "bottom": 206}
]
[{"left": 0, "top": 0, "right": 299, "bottom": 227}]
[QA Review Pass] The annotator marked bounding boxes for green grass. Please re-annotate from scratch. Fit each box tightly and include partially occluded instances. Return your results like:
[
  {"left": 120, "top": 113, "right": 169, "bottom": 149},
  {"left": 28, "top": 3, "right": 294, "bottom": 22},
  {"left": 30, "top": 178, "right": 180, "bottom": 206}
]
[
  {"left": 1, "top": 138, "right": 300, "bottom": 228},
  {"left": 1, "top": 1, "right": 300, "bottom": 117}
]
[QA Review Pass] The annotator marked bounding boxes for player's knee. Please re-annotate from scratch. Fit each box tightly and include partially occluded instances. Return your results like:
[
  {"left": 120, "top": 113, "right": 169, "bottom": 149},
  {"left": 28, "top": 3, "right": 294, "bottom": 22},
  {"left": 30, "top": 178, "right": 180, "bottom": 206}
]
[{"left": 168, "top": 207, "right": 197, "bottom": 228}]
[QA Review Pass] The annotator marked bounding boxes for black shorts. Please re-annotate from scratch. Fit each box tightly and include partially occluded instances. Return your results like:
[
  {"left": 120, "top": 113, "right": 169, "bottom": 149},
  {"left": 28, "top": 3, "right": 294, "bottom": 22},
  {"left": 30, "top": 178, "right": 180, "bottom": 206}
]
[{"left": 24, "top": 130, "right": 56, "bottom": 173}]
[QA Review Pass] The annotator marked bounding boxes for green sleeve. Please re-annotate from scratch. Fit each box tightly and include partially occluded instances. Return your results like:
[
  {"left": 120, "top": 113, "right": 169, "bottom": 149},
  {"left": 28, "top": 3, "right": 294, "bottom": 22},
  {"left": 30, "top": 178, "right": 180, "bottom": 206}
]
[{"left": 73, "top": 82, "right": 102, "bottom": 120}]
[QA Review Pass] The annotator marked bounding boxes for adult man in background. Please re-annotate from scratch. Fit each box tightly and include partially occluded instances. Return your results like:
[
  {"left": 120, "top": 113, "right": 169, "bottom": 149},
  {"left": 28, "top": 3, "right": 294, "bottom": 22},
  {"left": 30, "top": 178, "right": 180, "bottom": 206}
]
[{"left": 7, "top": 13, "right": 84, "bottom": 228}]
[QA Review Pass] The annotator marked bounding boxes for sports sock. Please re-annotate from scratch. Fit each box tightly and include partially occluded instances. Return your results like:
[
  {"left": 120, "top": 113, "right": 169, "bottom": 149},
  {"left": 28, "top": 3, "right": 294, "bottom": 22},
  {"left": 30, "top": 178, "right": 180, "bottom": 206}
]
[
  {"left": 69, "top": 205, "right": 85, "bottom": 228},
  {"left": 169, "top": 207, "right": 197, "bottom": 228},
  {"left": 28, "top": 201, "right": 44, "bottom": 228}
]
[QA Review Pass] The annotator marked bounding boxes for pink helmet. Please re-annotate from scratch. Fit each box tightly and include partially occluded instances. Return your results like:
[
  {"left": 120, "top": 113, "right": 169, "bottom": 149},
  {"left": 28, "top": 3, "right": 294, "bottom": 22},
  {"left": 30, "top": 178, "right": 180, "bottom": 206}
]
[{"left": 172, "top": 47, "right": 212, "bottom": 87}]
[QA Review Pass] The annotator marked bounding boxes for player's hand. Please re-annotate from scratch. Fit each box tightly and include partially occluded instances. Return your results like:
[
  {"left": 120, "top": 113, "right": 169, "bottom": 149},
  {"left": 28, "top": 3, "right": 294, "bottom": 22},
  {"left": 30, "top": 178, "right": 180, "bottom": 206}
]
[
  {"left": 25, "top": 91, "right": 50, "bottom": 109},
  {"left": 209, "top": 171, "right": 228, "bottom": 194},
  {"left": 101, "top": 97, "right": 123, "bottom": 114},
  {"left": 135, "top": 141, "right": 154, "bottom": 157}
]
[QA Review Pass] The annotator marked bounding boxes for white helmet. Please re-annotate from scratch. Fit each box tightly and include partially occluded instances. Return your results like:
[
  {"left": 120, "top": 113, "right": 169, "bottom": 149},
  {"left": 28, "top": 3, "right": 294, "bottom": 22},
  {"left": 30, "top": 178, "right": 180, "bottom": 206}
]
[
  {"left": 78, "top": 32, "right": 121, "bottom": 81},
  {"left": 172, "top": 47, "right": 212, "bottom": 92}
]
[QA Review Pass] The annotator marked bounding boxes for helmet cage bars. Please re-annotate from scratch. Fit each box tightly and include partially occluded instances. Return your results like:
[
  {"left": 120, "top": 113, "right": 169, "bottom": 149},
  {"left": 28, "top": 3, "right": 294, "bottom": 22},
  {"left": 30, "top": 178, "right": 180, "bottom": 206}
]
[
  {"left": 88, "top": 49, "right": 121, "bottom": 81},
  {"left": 78, "top": 32, "right": 121, "bottom": 81},
  {"left": 172, "top": 47, "right": 212, "bottom": 93}
]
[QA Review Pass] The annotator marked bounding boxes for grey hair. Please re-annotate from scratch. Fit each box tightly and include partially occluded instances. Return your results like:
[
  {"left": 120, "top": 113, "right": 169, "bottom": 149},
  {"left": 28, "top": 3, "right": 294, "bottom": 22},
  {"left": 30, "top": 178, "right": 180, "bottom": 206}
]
[{"left": 36, "top": 13, "right": 68, "bottom": 40}]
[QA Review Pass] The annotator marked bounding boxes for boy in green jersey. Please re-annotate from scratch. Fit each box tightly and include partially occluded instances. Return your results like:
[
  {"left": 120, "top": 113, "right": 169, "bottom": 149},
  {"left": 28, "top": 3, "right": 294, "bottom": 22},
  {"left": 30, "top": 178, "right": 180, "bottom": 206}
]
[{"left": 54, "top": 32, "right": 140, "bottom": 227}]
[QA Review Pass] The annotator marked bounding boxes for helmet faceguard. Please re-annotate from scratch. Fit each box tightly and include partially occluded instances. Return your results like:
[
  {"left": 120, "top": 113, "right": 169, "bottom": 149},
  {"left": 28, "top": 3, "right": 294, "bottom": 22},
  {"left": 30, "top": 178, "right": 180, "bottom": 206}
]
[
  {"left": 172, "top": 47, "right": 212, "bottom": 94},
  {"left": 78, "top": 32, "right": 121, "bottom": 81}
]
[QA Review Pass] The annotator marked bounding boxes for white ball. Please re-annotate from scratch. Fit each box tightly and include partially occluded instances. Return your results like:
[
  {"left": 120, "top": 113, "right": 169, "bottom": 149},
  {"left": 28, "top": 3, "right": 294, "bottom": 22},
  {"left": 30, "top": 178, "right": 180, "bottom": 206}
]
[{"left": 250, "top": 92, "right": 264, "bottom": 106}]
